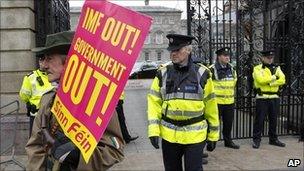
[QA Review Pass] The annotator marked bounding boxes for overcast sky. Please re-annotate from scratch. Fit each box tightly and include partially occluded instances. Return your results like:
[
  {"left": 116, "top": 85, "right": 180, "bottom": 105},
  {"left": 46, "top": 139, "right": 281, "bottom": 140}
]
[
  {"left": 69, "top": 0, "right": 188, "bottom": 19},
  {"left": 69, "top": 0, "right": 227, "bottom": 19}
]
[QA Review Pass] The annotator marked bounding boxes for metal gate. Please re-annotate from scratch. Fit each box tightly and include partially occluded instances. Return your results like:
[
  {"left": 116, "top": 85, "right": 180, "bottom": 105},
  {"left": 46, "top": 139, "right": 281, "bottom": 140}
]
[
  {"left": 187, "top": 0, "right": 304, "bottom": 139},
  {"left": 34, "top": 0, "right": 70, "bottom": 52}
]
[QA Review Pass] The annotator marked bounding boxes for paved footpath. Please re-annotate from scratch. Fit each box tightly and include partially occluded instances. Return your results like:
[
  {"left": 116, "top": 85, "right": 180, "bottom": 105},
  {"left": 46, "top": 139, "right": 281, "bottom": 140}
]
[{"left": 1, "top": 89, "right": 303, "bottom": 170}]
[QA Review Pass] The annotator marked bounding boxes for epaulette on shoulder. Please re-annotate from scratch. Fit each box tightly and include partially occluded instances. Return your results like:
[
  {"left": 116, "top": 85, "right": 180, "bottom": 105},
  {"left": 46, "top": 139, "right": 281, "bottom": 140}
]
[
  {"left": 158, "top": 61, "right": 172, "bottom": 70},
  {"left": 157, "top": 65, "right": 166, "bottom": 71},
  {"left": 195, "top": 63, "right": 211, "bottom": 72},
  {"left": 227, "top": 63, "right": 236, "bottom": 70},
  {"left": 26, "top": 71, "right": 34, "bottom": 77},
  {"left": 156, "top": 63, "right": 168, "bottom": 77},
  {"left": 208, "top": 64, "right": 215, "bottom": 69}
]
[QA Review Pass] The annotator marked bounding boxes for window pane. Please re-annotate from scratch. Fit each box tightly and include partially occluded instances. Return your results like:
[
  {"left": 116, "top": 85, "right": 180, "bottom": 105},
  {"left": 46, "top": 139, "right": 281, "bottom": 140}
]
[
  {"left": 145, "top": 52, "right": 149, "bottom": 61},
  {"left": 169, "top": 16, "right": 175, "bottom": 24},
  {"left": 157, "top": 52, "right": 162, "bottom": 61}
]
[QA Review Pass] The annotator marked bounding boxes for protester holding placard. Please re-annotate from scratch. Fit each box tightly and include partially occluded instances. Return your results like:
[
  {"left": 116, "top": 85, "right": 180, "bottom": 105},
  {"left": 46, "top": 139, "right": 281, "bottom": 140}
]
[
  {"left": 27, "top": 0, "right": 152, "bottom": 170},
  {"left": 46, "top": 1, "right": 151, "bottom": 163},
  {"left": 25, "top": 31, "right": 125, "bottom": 171}
]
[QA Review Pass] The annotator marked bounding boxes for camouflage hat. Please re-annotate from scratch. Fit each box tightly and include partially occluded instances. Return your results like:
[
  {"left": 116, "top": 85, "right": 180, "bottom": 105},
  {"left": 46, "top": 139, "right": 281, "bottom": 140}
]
[{"left": 32, "top": 31, "right": 74, "bottom": 55}]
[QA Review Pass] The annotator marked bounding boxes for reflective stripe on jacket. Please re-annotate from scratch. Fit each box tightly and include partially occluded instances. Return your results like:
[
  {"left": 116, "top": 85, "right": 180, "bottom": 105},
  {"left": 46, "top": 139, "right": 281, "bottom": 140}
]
[
  {"left": 19, "top": 69, "right": 53, "bottom": 116},
  {"left": 252, "top": 64, "right": 285, "bottom": 99},
  {"left": 147, "top": 60, "right": 219, "bottom": 144},
  {"left": 209, "top": 63, "right": 237, "bottom": 104}
]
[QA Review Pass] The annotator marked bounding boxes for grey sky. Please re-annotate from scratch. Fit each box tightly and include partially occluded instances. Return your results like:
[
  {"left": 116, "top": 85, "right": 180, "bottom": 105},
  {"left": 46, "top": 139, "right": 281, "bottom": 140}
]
[
  {"left": 69, "top": 0, "right": 227, "bottom": 19},
  {"left": 69, "top": 0, "right": 187, "bottom": 19}
]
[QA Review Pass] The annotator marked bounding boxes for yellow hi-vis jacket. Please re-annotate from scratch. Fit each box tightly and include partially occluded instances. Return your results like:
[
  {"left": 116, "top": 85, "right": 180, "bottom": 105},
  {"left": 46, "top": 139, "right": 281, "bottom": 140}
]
[
  {"left": 19, "top": 69, "right": 53, "bottom": 116},
  {"left": 209, "top": 63, "right": 237, "bottom": 104},
  {"left": 253, "top": 64, "right": 285, "bottom": 99},
  {"left": 119, "top": 91, "right": 125, "bottom": 100},
  {"left": 147, "top": 61, "right": 219, "bottom": 144}
]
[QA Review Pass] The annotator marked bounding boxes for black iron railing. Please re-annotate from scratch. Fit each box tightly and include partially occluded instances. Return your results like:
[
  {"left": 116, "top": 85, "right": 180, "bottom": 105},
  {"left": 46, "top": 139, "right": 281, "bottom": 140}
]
[{"left": 187, "top": 0, "right": 304, "bottom": 138}]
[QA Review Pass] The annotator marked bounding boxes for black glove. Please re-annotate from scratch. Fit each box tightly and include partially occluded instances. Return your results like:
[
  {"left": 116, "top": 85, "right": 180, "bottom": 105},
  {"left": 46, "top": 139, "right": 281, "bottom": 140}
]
[
  {"left": 206, "top": 141, "right": 216, "bottom": 152},
  {"left": 51, "top": 131, "right": 79, "bottom": 167},
  {"left": 26, "top": 102, "right": 38, "bottom": 116},
  {"left": 26, "top": 102, "right": 31, "bottom": 117},
  {"left": 149, "top": 136, "right": 159, "bottom": 149}
]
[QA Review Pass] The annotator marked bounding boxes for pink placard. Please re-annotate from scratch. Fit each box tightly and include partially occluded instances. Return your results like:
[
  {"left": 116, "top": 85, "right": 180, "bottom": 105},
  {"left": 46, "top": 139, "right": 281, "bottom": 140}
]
[{"left": 51, "top": 0, "right": 152, "bottom": 162}]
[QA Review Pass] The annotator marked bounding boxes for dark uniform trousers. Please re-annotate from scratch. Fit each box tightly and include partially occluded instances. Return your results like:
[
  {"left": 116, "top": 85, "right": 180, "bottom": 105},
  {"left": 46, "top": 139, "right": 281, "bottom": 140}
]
[
  {"left": 218, "top": 104, "right": 234, "bottom": 141},
  {"left": 116, "top": 100, "right": 132, "bottom": 141},
  {"left": 253, "top": 98, "right": 280, "bottom": 142},
  {"left": 29, "top": 116, "right": 35, "bottom": 136},
  {"left": 162, "top": 139, "right": 205, "bottom": 171}
]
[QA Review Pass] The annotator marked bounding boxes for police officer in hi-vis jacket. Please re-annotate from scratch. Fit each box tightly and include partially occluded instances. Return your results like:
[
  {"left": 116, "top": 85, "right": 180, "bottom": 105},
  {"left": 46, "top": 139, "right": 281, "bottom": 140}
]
[
  {"left": 147, "top": 33, "right": 219, "bottom": 171},
  {"left": 252, "top": 50, "right": 286, "bottom": 149},
  {"left": 209, "top": 47, "right": 239, "bottom": 149}
]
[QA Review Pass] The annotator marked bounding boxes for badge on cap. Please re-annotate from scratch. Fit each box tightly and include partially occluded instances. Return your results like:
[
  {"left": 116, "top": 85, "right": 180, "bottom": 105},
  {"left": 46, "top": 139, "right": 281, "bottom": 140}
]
[
  {"left": 215, "top": 47, "right": 230, "bottom": 56},
  {"left": 166, "top": 34, "right": 195, "bottom": 51},
  {"left": 260, "top": 50, "right": 275, "bottom": 56}
]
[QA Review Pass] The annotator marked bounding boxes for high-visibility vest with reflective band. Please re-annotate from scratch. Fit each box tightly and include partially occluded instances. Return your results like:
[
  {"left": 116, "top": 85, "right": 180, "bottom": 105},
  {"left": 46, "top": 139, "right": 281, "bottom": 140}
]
[
  {"left": 209, "top": 63, "right": 237, "bottom": 104},
  {"left": 19, "top": 69, "right": 53, "bottom": 116},
  {"left": 119, "top": 91, "right": 125, "bottom": 100},
  {"left": 252, "top": 64, "right": 285, "bottom": 99},
  {"left": 147, "top": 62, "right": 219, "bottom": 144}
]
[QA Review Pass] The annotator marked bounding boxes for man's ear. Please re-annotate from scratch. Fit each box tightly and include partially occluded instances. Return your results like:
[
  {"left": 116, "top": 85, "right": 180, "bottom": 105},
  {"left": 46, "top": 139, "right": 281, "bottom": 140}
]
[
  {"left": 186, "top": 47, "right": 191, "bottom": 54},
  {"left": 60, "top": 55, "right": 67, "bottom": 65}
]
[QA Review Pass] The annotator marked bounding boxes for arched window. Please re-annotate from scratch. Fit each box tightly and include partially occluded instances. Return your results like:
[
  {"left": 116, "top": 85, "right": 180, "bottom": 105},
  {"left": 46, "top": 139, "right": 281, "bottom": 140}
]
[
  {"left": 155, "top": 31, "right": 164, "bottom": 44},
  {"left": 144, "top": 34, "right": 151, "bottom": 44}
]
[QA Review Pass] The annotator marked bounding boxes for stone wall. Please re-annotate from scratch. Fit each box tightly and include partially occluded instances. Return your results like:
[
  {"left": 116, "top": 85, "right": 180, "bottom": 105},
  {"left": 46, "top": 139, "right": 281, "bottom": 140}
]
[{"left": 0, "top": 0, "right": 36, "bottom": 114}]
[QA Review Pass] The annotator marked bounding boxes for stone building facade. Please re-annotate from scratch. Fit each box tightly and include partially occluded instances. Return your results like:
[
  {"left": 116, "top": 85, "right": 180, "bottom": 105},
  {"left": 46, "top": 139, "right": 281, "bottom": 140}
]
[
  {"left": 0, "top": 0, "right": 70, "bottom": 113},
  {"left": 70, "top": 5, "right": 187, "bottom": 63},
  {"left": 0, "top": 1, "right": 36, "bottom": 111}
]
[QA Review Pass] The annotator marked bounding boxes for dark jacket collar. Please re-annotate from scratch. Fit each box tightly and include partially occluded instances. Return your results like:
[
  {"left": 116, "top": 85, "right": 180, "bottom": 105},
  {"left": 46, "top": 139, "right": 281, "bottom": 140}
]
[
  {"left": 173, "top": 55, "right": 193, "bottom": 71},
  {"left": 262, "top": 63, "right": 275, "bottom": 69},
  {"left": 215, "top": 62, "right": 231, "bottom": 70}
]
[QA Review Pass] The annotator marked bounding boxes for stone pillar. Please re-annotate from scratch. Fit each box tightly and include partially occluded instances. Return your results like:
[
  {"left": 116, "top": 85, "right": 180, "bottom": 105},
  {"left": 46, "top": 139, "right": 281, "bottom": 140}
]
[{"left": 0, "top": 0, "right": 36, "bottom": 114}]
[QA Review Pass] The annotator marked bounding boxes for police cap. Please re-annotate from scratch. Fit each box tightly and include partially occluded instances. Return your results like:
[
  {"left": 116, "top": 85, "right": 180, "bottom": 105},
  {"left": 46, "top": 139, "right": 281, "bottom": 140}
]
[
  {"left": 260, "top": 50, "right": 275, "bottom": 57},
  {"left": 215, "top": 47, "right": 230, "bottom": 56},
  {"left": 166, "top": 34, "right": 195, "bottom": 51}
]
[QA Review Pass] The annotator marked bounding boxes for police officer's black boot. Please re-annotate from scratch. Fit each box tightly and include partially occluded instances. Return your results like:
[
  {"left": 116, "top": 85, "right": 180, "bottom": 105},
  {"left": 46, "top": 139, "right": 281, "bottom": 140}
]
[
  {"left": 269, "top": 139, "right": 285, "bottom": 147},
  {"left": 202, "top": 158, "right": 208, "bottom": 165},
  {"left": 252, "top": 141, "right": 260, "bottom": 149},
  {"left": 202, "top": 153, "right": 208, "bottom": 165},
  {"left": 224, "top": 140, "right": 240, "bottom": 149},
  {"left": 125, "top": 136, "right": 139, "bottom": 143}
]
